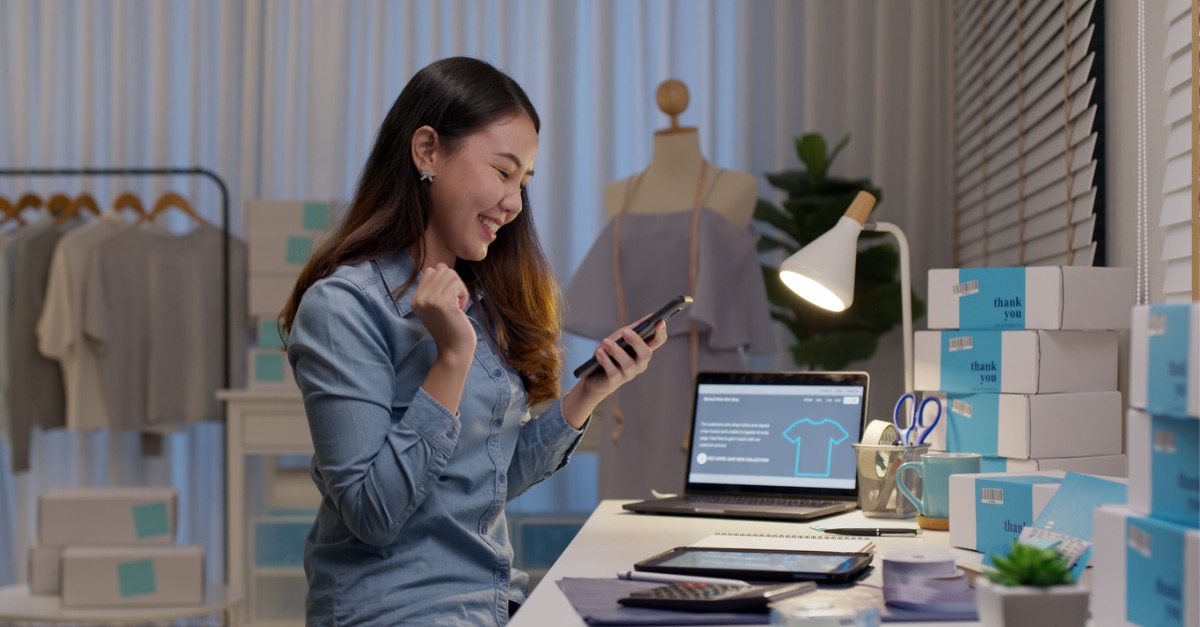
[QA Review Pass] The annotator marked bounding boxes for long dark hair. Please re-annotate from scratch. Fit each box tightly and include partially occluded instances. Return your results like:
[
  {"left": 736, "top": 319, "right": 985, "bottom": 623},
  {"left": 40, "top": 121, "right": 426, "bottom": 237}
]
[{"left": 280, "top": 57, "right": 562, "bottom": 405}]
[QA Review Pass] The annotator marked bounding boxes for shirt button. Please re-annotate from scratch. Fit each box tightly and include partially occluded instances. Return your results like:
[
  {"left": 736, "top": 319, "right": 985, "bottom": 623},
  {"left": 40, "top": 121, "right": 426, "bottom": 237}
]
[
  {"left": 481, "top": 523, "right": 488, "bottom": 533},
  {"left": 492, "top": 368, "right": 502, "bottom": 377},
  {"left": 498, "top": 475, "right": 506, "bottom": 485}
]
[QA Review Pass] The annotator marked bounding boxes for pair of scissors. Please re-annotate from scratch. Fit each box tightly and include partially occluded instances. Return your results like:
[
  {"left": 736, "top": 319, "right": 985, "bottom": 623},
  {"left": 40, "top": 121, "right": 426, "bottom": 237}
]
[{"left": 891, "top": 393, "right": 942, "bottom": 446}]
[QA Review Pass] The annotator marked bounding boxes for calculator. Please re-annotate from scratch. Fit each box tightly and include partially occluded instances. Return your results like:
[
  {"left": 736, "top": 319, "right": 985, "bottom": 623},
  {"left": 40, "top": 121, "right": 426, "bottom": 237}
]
[{"left": 617, "top": 581, "right": 816, "bottom": 613}]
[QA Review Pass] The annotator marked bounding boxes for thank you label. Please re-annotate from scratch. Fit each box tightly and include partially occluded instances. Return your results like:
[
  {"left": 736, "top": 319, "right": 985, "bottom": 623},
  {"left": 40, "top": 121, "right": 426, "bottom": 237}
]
[
  {"left": 1127, "top": 516, "right": 1186, "bottom": 626},
  {"left": 1151, "top": 415, "right": 1200, "bottom": 527},
  {"left": 940, "top": 332, "right": 1003, "bottom": 392},
  {"left": 958, "top": 268, "right": 1027, "bottom": 329},
  {"left": 1147, "top": 305, "right": 1191, "bottom": 416},
  {"left": 945, "top": 393, "right": 1000, "bottom": 455},
  {"left": 976, "top": 476, "right": 1061, "bottom": 563}
]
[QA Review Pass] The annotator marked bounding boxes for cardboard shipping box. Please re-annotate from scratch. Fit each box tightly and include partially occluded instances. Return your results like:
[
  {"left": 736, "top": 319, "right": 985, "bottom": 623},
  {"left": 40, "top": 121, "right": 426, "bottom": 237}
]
[
  {"left": 60, "top": 545, "right": 204, "bottom": 608},
  {"left": 948, "top": 471, "right": 1065, "bottom": 552},
  {"left": 1130, "top": 304, "right": 1199, "bottom": 419},
  {"left": 1128, "top": 408, "right": 1200, "bottom": 528},
  {"left": 928, "top": 266, "right": 1133, "bottom": 330},
  {"left": 925, "top": 391, "right": 1121, "bottom": 459},
  {"left": 1092, "top": 505, "right": 1200, "bottom": 627},
  {"left": 979, "top": 454, "right": 1127, "bottom": 477},
  {"left": 27, "top": 544, "right": 61, "bottom": 595},
  {"left": 245, "top": 200, "right": 336, "bottom": 275},
  {"left": 914, "top": 330, "right": 1117, "bottom": 394},
  {"left": 39, "top": 488, "right": 176, "bottom": 546},
  {"left": 247, "top": 347, "right": 296, "bottom": 389}
]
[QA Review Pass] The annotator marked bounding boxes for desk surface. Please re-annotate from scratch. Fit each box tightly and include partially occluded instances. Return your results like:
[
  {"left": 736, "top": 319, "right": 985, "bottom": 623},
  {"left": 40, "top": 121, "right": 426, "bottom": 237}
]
[{"left": 511, "top": 500, "right": 983, "bottom": 627}]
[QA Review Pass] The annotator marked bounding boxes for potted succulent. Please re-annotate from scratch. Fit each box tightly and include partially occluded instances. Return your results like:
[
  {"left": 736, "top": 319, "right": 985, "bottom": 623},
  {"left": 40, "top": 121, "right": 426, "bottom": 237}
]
[{"left": 975, "top": 543, "right": 1089, "bottom": 627}]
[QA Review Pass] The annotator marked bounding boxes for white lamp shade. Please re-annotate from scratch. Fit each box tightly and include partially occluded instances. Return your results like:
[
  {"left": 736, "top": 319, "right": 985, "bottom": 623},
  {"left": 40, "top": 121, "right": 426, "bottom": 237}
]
[{"left": 779, "top": 216, "right": 864, "bottom": 311}]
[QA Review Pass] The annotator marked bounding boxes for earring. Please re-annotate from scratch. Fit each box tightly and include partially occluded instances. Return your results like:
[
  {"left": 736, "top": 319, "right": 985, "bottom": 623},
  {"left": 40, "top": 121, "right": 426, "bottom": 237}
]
[{"left": 420, "top": 170, "right": 436, "bottom": 182}]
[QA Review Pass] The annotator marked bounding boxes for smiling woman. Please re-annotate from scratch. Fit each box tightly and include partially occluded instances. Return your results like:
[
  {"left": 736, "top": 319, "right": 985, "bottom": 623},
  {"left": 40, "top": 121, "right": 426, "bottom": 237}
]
[{"left": 276, "top": 57, "right": 669, "bottom": 626}]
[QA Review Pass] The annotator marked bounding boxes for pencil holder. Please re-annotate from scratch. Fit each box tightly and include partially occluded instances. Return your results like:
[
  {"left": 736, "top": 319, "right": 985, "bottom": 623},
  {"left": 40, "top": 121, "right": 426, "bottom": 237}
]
[{"left": 851, "top": 443, "right": 929, "bottom": 518}]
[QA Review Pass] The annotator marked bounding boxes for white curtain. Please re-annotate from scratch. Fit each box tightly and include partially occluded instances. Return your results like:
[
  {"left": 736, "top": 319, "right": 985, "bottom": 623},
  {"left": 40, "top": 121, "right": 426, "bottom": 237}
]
[{"left": 0, "top": 0, "right": 952, "bottom": 585}]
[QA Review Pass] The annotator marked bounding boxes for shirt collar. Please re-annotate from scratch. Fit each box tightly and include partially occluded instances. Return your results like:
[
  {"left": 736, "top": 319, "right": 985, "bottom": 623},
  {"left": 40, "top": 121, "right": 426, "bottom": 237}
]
[{"left": 373, "top": 251, "right": 484, "bottom": 317}]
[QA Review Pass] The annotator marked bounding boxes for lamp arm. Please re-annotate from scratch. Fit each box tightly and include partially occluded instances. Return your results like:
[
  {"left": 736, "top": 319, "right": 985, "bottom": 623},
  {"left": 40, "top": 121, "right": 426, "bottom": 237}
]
[{"left": 864, "top": 221, "right": 913, "bottom": 395}]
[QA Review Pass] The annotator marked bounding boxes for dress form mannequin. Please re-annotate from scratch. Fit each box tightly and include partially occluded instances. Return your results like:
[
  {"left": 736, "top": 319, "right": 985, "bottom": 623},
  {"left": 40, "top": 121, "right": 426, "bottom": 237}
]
[{"left": 603, "top": 80, "right": 757, "bottom": 227}]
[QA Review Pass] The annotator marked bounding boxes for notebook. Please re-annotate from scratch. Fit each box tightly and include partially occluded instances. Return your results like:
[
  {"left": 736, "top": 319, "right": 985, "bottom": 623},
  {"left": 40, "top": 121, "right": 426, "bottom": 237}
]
[
  {"left": 691, "top": 532, "right": 874, "bottom": 554},
  {"left": 623, "top": 371, "right": 869, "bottom": 522}
]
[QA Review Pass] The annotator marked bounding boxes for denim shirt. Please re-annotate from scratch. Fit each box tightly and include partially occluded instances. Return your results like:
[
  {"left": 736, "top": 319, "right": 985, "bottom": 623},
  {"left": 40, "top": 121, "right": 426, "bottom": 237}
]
[{"left": 287, "top": 252, "right": 586, "bottom": 626}]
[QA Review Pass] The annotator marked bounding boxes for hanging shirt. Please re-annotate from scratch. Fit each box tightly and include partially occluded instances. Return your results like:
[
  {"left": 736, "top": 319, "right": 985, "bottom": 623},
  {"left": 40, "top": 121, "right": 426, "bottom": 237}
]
[
  {"left": 288, "top": 251, "right": 585, "bottom": 626},
  {"left": 38, "top": 213, "right": 131, "bottom": 431},
  {"left": 83, "top": 223, "right": 247, "bottom": 431}
]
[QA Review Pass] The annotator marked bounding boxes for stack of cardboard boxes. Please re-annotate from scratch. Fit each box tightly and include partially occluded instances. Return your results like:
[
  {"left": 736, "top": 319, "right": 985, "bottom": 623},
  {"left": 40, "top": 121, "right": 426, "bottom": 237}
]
[
  {"left": 1093, "top": 303, "right": 1199, "bottom": 626},
  {"left": 916, "top": 266, "right": 1131, "bottom": 475},
  {"left": 244, "top": 200, "right": 337, "bottom": 389},
  {"left": 29, "top": 488, "right": 203, "bottom": 608}
]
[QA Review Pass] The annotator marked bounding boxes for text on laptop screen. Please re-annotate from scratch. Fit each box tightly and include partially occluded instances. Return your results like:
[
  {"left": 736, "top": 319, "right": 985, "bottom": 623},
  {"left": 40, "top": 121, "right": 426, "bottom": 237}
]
[{"left": 687, "top": 383, "right": 864, "bottom": 490}]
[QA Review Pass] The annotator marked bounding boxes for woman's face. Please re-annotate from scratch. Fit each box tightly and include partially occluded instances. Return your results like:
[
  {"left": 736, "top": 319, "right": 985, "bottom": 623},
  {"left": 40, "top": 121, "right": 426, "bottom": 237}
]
[{"left": 422, "top": 114, "right": 538, "bottom": 266}]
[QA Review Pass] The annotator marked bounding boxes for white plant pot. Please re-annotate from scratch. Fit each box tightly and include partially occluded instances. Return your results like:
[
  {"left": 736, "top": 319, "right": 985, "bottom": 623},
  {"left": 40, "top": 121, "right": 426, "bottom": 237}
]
[{"left": 975, "top": 577, "right": 1089, "bottom": 627}]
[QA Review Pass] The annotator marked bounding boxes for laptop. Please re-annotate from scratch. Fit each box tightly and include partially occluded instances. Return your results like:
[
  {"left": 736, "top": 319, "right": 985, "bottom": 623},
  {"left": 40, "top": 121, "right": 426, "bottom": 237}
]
[{"left": 623, "top": 370, "right": 870, "bottom": 522}]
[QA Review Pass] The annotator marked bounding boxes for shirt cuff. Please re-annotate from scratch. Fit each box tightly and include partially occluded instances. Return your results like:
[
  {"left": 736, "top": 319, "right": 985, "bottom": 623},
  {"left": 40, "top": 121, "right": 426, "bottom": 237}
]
[{"left": 402, "top": 387, "right": 462, "bottom": 457}]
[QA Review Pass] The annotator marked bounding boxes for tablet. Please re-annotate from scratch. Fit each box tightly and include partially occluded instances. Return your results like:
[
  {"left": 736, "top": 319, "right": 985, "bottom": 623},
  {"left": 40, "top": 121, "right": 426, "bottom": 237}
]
[{"left": 634, "top": 547, "right": 873, "bottom": 584}]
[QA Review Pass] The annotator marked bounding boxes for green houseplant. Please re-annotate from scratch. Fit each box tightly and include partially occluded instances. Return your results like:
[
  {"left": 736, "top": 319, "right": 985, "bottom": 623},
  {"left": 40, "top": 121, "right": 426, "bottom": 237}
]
[
  {"left": 976, "top": 543, "right": 1088, "bottom": 627},
  {"left": 755, "top": 133, "right": 925, "bottom": 370}
]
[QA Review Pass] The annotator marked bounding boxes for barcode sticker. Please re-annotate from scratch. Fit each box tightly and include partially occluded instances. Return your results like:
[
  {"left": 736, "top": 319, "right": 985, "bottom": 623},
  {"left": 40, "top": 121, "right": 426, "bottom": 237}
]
[
  {"left": 953, "top": 280, "right": 980, "bottom": 296},
  {"left": 948, "top": 336, "right": 973, "bottom": 351},
  {"left": 951, "top": 399, "right": 973, "bottom": 418},
  {"left": 1153, "top": 429, "right": 1176, "bottom": 454},
  {"left": 1148, "top": 313, "right": 1166, "bottom": 336},
  {"left": 1129, "top": 526, "right": 1152, "bottom": 558},
  {"left": 981, "top": 488, "right": 1004, "bottom": 504}
]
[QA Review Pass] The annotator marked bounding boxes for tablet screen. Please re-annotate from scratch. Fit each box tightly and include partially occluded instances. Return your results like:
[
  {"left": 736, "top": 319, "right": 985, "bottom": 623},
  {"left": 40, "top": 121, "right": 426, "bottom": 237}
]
[{"left": 652, "top": 549, "right": 861, "bottom": 574}]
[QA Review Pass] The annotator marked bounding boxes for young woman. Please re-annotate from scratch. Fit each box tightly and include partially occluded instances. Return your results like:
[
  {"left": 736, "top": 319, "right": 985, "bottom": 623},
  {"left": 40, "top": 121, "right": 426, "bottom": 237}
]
[{"left": 279, "top": 57, "right": 665, "bottom": 626}]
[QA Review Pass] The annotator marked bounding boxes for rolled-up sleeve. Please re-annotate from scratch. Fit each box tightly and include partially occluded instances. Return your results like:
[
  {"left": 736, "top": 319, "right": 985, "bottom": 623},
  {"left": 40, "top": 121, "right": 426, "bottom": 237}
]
[
  {"left": 506, "top": 399, "right": 587, "bottom": 498},
  {"left": 289, "top": 277, "right": 458, "bottom": 547}
]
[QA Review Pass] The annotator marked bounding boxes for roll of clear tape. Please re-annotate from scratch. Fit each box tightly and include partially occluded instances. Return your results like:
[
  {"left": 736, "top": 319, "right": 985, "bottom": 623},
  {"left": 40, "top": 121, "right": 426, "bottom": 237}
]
[
  {"left": 881, "top": 551, "right": 973, "bottom": 609},
  {"left": 859, "top": 420, "right": 900, "bottom": 478}
]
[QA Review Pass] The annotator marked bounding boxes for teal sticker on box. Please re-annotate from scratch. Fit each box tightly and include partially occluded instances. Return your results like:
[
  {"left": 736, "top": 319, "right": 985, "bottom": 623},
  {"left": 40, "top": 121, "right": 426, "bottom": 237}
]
[
  {"left": 1127, "top": 515, "right": 1186, "bottom": 626},
  {"left": 1147, "top": 305, "right": 1191, "bottom": 417},
  {"left": 258, "top": 319, "right": 286, "bottom": 349},
  {"left": 132, "top": 502, "right": 170, "bottom": 539},
  {"left": 285, "top": 235, "right": 314, "bottom": 266},
  {"left": 945, "top": 393, "right": 1000, "bottom": 455},
  {"left": 977, "top": 476, "right": 1062, "bottom": 566},
  {"left": 303, "top": 202, "right": 331, "bottom": 230},
  {"left": 1151, "top": 414, "right": 1200, "bottom": 527},
  {"left": 940, "top": 331, "right": 1003, "bottom": 392},
  {"left": 117, "top": 559, "right": 157, "bottom": 597},
  {"left": 959, "top": 268, "right": 1027, "bottom": 330},
  {"left": 255, "top": 353, "right": 286, "bottom": 382}
]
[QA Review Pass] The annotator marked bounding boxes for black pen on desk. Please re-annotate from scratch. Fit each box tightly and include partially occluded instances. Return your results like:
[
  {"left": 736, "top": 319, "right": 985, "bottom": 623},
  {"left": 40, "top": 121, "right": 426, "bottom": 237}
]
[{"left": 819, "top": 527, "right": 921, "bottom": 537}]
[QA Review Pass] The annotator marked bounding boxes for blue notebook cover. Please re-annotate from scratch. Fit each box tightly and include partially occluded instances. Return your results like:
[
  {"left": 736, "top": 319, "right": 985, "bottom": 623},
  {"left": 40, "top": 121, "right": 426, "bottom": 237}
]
[{"left": 985, "top": 472, "right": 1126, "bottom": 578}]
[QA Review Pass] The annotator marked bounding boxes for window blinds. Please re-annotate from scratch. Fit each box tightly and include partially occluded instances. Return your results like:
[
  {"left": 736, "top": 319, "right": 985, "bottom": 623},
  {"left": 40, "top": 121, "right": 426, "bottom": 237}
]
[
  {"left": 1163, "top": 0, "right": 1198, "bottom": 299},
  {"left": 952, "top": 0, "right": 1103, "bottom": 268}
]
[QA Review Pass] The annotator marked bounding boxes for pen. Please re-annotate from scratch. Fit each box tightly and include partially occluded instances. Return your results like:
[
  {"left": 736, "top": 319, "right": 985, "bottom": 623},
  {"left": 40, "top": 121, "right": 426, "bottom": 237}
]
[
  {"left": 819, "top": 527, "right": 921, "bottom": 537},
  {"left": 617, "top": 570, "right": 750, "bottom": 586}
]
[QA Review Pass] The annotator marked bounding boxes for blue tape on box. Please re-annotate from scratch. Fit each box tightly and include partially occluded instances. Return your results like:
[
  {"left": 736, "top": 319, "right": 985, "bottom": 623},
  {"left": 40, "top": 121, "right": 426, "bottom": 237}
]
[
  {"left": 255, "top": 353, "right": 286, "bottom": 382},
  {"left": 1127, "top": 515, "right": 1187, "bottom": 626},
  {"left": 977, "top": 476, "right": 1063, "bottom": 565},
  {"left": 940, "top": 331, "right": 1003, "bottom": 393},
  {"left": 302, "top": 201, "right": 331, "bottom": 230},
  {"left": 958, "top": 268, "right": 1027, "bottom": 330},
  {"left": 1147, "top": 305, "right": 1193, "bottom": 417},
  {"left": 132, "top": 502, "right": 170, "bottom": 540}
]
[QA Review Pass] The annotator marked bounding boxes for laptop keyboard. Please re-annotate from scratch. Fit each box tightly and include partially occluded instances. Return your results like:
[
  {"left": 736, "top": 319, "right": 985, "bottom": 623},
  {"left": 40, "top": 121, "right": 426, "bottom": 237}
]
[{"left": 686, "top": 495, "right": 839, "bottom": 508}]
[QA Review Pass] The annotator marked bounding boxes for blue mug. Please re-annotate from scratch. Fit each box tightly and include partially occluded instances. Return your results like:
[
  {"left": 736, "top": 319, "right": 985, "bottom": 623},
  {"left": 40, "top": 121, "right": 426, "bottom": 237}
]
[{"left": 896, "top": 452, "right": 981, "bottom": 526}]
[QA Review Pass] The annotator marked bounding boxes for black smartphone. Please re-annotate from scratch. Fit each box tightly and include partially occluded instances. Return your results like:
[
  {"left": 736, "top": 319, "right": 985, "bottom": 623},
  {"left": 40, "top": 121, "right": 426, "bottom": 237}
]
[
  {"left": 572, "top": 294, "right": 693, "bottom": 379},
  {"left": 634, "top": 547, "right": 873, "bottom": 584}
]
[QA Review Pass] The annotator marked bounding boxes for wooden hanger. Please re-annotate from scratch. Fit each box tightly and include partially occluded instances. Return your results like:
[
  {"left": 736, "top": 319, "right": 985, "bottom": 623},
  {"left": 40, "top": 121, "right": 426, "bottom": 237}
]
[
  {"left": 54, "top": 193, "right": 102, "bottom": 226},
  {"left": 111, "top": 191, "right": 148, "bottom": 218},
  {"left": 138, "top": 192, "right": 208, "bottom": 227},
  {"left": 46, "top": 193, "right": 72, "bottom": 218},
  {"left": 0, "top": 196, "right": 24, "bottom": 227},
  {"left": 15, "top": 193, "right": 43, "bottom": 213}
]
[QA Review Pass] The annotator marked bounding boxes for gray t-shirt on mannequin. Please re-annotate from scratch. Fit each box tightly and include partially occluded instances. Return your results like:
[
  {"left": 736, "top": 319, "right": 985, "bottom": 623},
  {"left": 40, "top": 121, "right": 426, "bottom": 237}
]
[{"left": 83, "top": 223, "right": 247, "bottom": 432}]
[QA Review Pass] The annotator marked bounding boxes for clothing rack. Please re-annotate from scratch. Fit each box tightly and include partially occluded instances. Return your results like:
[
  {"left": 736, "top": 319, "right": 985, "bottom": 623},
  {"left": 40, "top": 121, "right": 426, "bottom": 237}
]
[{"left": 0, "top": 166, "right": 233, "bottom": 389}]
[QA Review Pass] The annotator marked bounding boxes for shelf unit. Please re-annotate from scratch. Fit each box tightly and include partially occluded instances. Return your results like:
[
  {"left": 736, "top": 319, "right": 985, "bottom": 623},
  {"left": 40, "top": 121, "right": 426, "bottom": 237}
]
[{"left": 220, "top": 388, "right": 313, "bottom": 626}]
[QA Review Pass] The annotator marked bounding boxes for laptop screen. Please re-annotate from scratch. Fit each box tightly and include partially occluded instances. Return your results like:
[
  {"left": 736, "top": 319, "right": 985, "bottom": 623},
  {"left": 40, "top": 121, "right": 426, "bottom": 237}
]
[{"left": 685, "top": 372, "right": 869, "bottom": 496}]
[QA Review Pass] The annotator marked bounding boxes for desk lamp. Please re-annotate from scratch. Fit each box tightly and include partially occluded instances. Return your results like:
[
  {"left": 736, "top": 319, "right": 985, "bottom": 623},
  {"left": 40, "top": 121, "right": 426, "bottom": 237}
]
[{"left": 778, "top": 190, "right": 914, "bottom": 394}]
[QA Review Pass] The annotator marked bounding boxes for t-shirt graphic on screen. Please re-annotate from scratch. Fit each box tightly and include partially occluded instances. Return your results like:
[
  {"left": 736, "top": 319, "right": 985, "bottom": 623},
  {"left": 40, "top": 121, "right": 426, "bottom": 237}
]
[{"left": 783, "top": 418, "right": 851, "bottom": 477}]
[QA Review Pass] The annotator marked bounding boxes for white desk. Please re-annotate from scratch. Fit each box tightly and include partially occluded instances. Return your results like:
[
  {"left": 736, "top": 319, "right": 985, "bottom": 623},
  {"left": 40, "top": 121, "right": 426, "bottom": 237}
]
[{"left": 510, "top": 501, "right": 983, "bottom": 627}]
